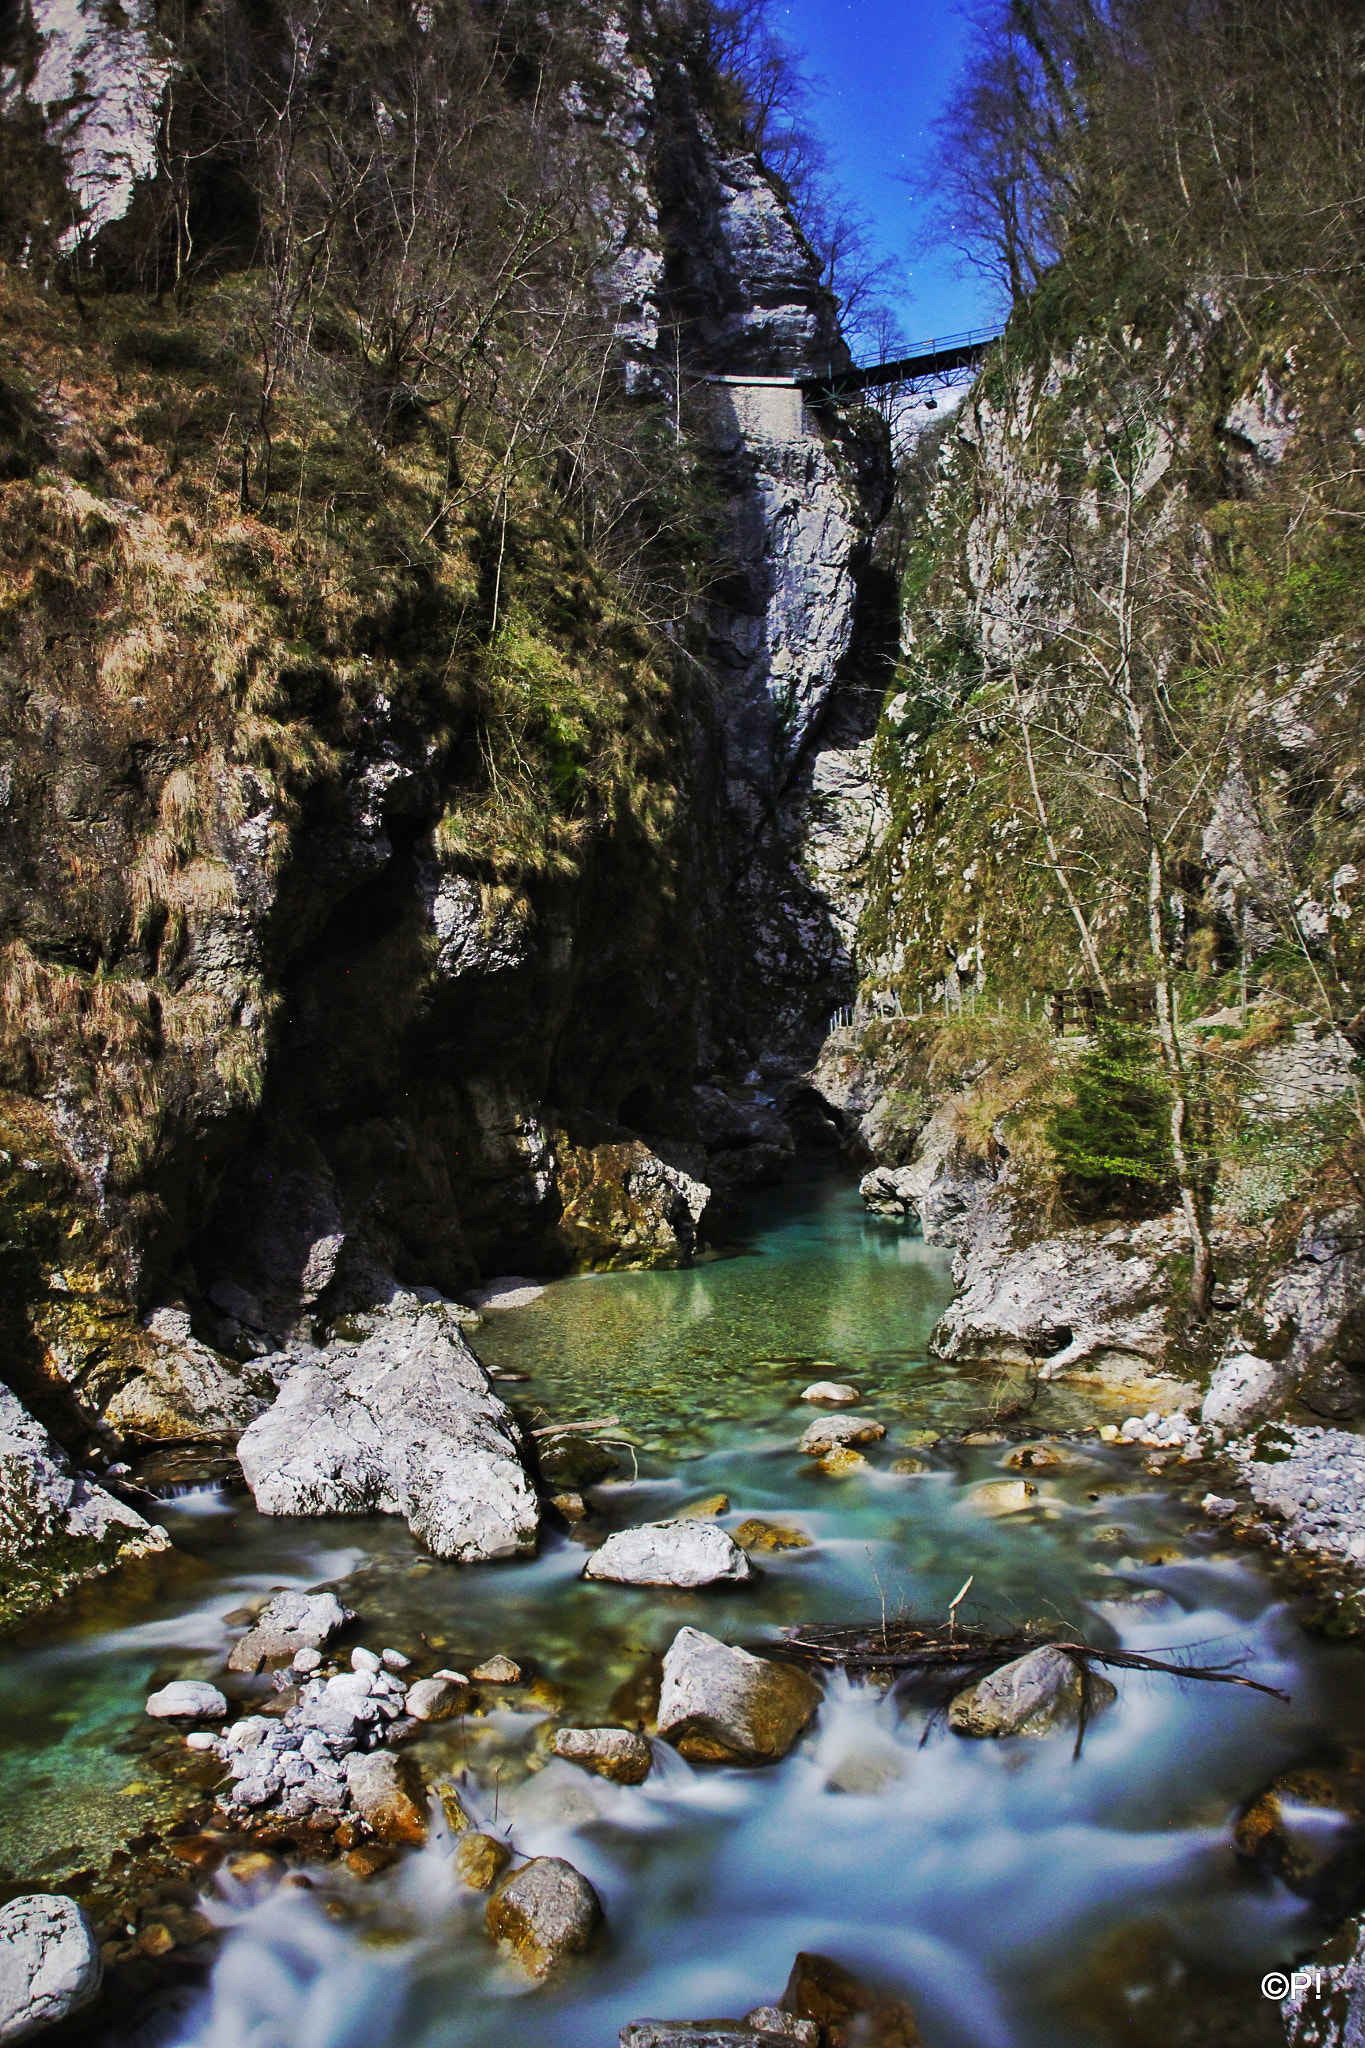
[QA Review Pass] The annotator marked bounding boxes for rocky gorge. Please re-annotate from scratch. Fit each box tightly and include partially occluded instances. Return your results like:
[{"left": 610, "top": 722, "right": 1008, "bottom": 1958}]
[{"left": 2, "top": 0, "right": 1365, "bottom": 2043}]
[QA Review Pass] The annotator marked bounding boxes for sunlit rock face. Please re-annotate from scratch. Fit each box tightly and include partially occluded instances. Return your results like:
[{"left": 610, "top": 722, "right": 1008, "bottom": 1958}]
[{"left": 0, "top": 1383, "right": 169, "bottom": 1630}]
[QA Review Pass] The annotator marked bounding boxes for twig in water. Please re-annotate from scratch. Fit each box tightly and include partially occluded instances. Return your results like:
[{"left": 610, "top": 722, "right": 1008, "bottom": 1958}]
[
  {"left": 948, "top": 1575, "right": 974, "bottom": 1641},
  {"left": 866, "top": 1547, "right": 888, "bottom": 1650}
]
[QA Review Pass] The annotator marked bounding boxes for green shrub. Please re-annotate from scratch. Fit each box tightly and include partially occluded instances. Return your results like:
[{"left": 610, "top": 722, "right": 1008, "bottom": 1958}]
[{"left": 1046, "top": 1025, "right": 1174, "bottom": 1214}]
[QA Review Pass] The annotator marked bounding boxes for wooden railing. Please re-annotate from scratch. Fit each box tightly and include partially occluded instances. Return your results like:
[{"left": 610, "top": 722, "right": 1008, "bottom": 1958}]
[{"left": 1047, "top": 984, "right": 1156, "bottom": 1035}]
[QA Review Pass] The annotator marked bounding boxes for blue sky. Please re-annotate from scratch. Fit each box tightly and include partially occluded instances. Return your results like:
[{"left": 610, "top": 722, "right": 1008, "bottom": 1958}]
[{"left": 772, "top": 0, "right": 997, "bottom": 345}]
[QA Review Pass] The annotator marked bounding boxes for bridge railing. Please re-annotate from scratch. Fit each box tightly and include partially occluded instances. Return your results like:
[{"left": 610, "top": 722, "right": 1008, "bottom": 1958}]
[{"left": 800, "top": 327, "right": 1003, "bottom": 395}]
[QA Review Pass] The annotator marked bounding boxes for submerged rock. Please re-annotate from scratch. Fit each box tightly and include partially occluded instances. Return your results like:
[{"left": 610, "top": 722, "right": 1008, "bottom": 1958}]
[
  {"left": 455, "top": 1832, "right": 510, "bottom": 1891},
  {"left": 948, "top": 1645, "right": 1116, "bottom": 1739},
  {"left": 538, "top": 1437, "right": 621, "bottom": 1489},
  {"left": 226, "top": 1589, "right": 353, "bottom": 1673},
  {"left": 584, "top": 1522, "right": 754, "bottom": 1588},
  {"left": 798, "top": 1414, "right": 884, "bottom": 1456},
  {"left": 657, "top": 1627, "right": 821, "bottom": 1765},
  {"left": 0, "top": 1383, "right": 170, "bottom": 1632},
  {"left": 963, "top": 1479, "right": 1038, "bottom": 1517},
  {"left": 551, "top": 1727, "right": 653, "bottom": 1784},
  {"left": 145, "top": 1680, "right": 227, "bottom": 1719},
  {"left": 678, "top": 1493, "right": 730, "bottom": 1518},
  {"left": 486, "top": 1856, "right": 603, "bottom": 1978},
  {"left": 734, "top": 1519, "right": 812, "bottom": 1553},
  {"left": 817, "top": 1447, "right": 867, "bottom": 1476},
  {"left": 470, "top": 1654, "right": 522, "bottom": 1684},
  {"left": 236, "top": 1301, "right": 539, "bottom": 1561},
  {"left": 0, "top": 1895, "right": 102, "bottom": 2044}
]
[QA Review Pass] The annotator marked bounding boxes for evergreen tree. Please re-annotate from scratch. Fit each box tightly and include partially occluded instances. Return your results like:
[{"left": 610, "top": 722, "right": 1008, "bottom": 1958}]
[{"left": 1046, "top": 1024, "right": 1174, "bottom": 1213}]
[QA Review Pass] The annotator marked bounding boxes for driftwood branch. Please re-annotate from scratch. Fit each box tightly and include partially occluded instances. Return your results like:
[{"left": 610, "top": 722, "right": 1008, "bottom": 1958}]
[
  {"left": 529, "top": 1415, "right": 620, "bottom": 1439},
  {"left": 777, "top": 1619, "right": 1290, "bottom": 1704}
]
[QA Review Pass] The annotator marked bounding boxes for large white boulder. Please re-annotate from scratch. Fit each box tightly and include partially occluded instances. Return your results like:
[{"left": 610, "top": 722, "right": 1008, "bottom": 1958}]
[
  {"left": 236, "top": 1302, "right": 538, "bottom": 1561},
  {"left": 1202, "top": 1352, "right": 1295, "bottom": 1432},
  {"left": 584, "top": 1522, "right": 753, "bottom": 1588},
  {"left": 657, "top": 1627, "right": 821, "bottom": 1765},
  {"left": 0, "top": 1896, "right": 102, "bottom": 2043}
]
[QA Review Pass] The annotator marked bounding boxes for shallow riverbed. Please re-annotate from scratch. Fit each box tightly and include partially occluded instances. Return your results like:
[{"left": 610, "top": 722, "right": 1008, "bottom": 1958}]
[{"left": 1, "top": 1178, "right": 1359, "bottom": 2047}]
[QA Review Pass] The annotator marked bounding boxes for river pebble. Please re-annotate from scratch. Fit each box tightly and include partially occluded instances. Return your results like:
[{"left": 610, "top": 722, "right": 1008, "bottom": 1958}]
[
  {"left": 1227, "top": 1424, "right": 1365, "bottom": 1562},
  {"left": 345, "top": 1752, "right": 428, "bottom": 1843},
  {"left": 800, "top": 1382, "right": 860, "bottom": 1405}
]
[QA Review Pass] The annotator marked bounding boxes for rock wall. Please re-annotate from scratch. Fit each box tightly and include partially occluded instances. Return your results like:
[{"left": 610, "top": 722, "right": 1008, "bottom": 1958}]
[{"left": 0, "top": 0, "right": 893, "bottom": 1615}]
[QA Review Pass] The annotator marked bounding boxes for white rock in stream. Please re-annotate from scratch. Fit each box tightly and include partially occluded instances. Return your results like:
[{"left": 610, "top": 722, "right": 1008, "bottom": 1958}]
[
  {"left": 948, "top": 1645, "right": 1116, "bottom": 1739},
  {"left": 0, "top": 1895, "right": 102, "bottom": 2043},
  {"left": 145, "top": 1680, "right": 227, "bottom": 1719},
  {"left": 583, "top": 1521, "right": 753, "bottom": 1588},
  {"left": 236, "top": 1301, "right": 538, "bottom": 1560},
  {"left": 1202, "top": 1351, "right": 1295, "bottom": 1432},
  {"left": 797, "top": 1414, "right": 884, "bottom": 1456},
  {"left": 657, "top": 1627, "right": 821, "bottom": 1764}
]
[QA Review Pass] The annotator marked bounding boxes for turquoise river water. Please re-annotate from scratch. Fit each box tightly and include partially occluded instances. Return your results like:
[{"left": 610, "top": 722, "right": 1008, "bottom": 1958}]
[{"left": 1, "top": 1177, "right": 1361, "bottom": 2048}]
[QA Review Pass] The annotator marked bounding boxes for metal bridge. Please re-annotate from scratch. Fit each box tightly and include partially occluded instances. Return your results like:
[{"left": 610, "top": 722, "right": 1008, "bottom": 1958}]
[
  {"left": 706, "top": 326, "right": 1002, "bottom": 401},
  {"left": 799, "top": 326, "right": 1002, "bottom": 398}
]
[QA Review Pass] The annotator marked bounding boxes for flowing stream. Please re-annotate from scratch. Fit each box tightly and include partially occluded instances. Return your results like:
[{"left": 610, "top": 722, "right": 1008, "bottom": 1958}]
[{"left": 2, "top": 1178, "right": 1361, "bottom": 2047}]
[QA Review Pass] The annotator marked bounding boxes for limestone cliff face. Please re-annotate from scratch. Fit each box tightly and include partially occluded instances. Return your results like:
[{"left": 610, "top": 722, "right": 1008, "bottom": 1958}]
[
  {"left": 804, "top": 295, "right": 1365, "bottom": 1438},
  {"left": 0, "top": 0, "right": 890, "bottom": 1503}
]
